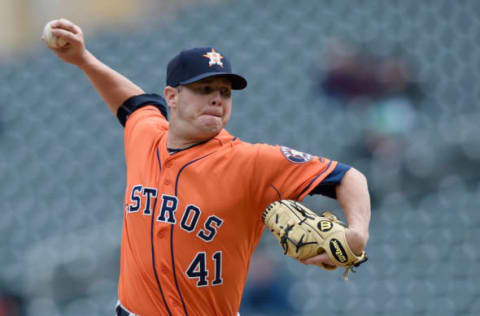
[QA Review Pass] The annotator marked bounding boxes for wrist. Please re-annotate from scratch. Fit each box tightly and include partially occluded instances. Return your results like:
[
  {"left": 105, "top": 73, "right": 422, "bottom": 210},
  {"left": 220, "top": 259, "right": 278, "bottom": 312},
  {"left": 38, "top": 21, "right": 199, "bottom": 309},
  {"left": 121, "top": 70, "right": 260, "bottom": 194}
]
[
  {"left": 345, "top": 228, "right": 369, "bottom": 255},
  {"left": 77, "top": 50, "right": 97, "bottom": 69}
]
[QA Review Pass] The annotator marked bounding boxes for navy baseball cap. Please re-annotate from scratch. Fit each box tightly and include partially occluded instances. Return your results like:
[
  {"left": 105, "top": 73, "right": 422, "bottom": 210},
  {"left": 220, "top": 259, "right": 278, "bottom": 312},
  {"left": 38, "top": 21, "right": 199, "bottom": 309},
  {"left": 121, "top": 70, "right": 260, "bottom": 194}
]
[{"left": 166, "top": 47, "right": 247, "bottom": 90}]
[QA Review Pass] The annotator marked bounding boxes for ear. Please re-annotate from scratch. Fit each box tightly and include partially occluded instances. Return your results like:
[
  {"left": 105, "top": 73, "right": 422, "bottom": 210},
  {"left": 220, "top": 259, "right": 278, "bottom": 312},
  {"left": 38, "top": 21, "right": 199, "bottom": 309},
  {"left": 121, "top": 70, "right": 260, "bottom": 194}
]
[{"left": 164, "top": 86, "right": 178, "bottom": 110}]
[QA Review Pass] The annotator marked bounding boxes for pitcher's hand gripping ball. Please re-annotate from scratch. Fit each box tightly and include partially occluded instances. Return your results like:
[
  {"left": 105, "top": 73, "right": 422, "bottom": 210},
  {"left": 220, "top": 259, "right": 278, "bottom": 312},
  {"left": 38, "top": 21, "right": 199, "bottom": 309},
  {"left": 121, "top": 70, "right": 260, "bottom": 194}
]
[
  {"left": 42, "top": 21, "right": 68, "bottom": 48},
  {"left": 263, "top": 200, "right": 368, "bottom": 279}
]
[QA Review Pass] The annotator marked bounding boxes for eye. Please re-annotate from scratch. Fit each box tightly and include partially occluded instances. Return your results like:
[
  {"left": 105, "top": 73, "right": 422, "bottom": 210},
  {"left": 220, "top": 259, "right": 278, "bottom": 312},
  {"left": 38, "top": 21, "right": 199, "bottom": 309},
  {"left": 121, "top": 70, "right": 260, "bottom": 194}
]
[
  {"left": 201, "top": 86, "right": 213, "bottom": 94},
  {"left": 220, "top": 87, "right": 231, "bottom": 97}
]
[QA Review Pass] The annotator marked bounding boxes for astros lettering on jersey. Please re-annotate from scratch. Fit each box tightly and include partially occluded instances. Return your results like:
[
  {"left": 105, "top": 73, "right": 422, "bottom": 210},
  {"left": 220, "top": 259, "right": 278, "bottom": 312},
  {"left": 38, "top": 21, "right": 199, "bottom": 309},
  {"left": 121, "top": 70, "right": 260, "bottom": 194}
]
[{"left": 117, "top": 105, "right": 337, "bottom": 315}]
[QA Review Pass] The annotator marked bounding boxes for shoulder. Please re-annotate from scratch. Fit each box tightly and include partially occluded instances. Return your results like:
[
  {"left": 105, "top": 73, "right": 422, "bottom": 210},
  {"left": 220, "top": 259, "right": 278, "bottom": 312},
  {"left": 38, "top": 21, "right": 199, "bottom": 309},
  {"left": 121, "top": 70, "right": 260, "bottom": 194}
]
[
  {"left": 118, "top": 93, "right": 168, "bottom": 127},
  {"left": 124, "top": 105, "right": 168, "bottom": 150},
  {"left": 234, "top": 142, "right": 313, "bottom": 163}
]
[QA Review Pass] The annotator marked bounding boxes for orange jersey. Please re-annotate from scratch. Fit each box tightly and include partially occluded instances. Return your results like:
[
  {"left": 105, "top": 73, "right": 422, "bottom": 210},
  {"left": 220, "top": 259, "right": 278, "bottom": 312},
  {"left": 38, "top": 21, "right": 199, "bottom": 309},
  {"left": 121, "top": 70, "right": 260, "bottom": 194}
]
[{"left": 117, "top": 106, "right": 337, "bottom": 316}]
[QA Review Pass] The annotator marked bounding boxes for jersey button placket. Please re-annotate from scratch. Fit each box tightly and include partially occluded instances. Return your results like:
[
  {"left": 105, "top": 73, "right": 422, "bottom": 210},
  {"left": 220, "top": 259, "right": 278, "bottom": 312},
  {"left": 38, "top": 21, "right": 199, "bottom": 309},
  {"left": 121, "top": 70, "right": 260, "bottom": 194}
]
[
  {"left": 162, "top": 158, "right": 173, "bottom": 186},
  {"left": 161, "top": 266, "right": 169, "bottom": 274}
]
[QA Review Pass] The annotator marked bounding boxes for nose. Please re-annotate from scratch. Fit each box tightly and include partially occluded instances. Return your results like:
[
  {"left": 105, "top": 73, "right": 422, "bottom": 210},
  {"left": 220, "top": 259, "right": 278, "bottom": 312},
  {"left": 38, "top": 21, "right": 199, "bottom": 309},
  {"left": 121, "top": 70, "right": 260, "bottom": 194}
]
[{"left": 210, "top": 90, "right": 222, "bottom": 106}]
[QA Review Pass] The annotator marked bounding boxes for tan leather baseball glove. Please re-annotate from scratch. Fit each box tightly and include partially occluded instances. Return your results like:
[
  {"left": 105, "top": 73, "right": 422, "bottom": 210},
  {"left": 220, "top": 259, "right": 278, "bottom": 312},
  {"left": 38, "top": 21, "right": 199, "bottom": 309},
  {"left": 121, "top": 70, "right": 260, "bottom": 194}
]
[{"left": 262, "top": 200, "right": 368, "bottom": 279}]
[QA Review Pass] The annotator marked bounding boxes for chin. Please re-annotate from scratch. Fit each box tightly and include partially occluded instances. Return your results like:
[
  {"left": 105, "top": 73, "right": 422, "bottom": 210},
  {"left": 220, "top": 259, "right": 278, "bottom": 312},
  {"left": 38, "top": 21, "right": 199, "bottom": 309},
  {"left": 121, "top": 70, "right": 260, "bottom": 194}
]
[
  {"left": 200, "top": 116, "right": 224, "bottom": 132},
  {"left": 205, "top": 125, "right": 223, "bottom": 136}
]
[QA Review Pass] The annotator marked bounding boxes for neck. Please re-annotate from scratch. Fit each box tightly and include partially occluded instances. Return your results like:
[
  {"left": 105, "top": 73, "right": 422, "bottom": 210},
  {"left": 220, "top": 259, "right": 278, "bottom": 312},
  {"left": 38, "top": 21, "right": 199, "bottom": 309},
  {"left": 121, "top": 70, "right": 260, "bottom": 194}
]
[
  {"left": 167, "top": 130, "right": 217, "bottom": 149},
  {"left": 167, "top": 137, "right": 200, "bottom": 149},
  {"left": 167, "top": 118, "right": 222, "bottom": 149}
]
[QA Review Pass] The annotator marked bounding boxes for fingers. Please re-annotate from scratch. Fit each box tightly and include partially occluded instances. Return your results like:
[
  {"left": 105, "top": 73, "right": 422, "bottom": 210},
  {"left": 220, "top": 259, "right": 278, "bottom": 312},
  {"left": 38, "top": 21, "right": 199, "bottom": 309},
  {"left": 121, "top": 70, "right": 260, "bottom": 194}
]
[
  {"left": 41, "top": 18, "right": 85, "bottom": 52},
  {"left": 51, "top": 28, "right": 78, "bottom": 44},
  {"left": 41, "top": 18, "right": 83, "bottom": 45},
  {"left": 301, "top": 252, "right": 337, "bottom": 268},
  {"left": 50, "top": 18, "right": 81, "bottom": 35}
]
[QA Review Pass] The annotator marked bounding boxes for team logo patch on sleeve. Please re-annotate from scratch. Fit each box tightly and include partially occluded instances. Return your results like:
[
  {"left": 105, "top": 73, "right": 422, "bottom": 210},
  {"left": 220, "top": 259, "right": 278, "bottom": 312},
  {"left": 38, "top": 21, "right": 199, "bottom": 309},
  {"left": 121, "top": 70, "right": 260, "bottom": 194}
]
[{"left": 280, "top": 146, "right": 313, "bottom": 163}]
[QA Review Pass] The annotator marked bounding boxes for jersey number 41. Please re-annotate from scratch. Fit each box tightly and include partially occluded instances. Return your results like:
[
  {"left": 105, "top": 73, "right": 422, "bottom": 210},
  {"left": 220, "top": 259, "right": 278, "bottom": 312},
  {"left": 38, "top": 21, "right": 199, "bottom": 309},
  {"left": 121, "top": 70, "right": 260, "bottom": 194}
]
[{"left": 185, "top": 251, "right": 223, "bottom": 287}]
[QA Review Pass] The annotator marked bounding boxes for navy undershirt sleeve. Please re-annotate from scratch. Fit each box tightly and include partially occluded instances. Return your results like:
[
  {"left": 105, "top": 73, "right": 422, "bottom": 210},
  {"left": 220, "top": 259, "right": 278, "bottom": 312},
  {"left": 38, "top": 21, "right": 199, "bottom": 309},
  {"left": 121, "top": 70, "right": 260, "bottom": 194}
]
[
  {"left": 117, "top": 93, "right": 168, "bottom": 127},
  {"left": 309, "top": 162, "right": 351, "bottom": 199}
]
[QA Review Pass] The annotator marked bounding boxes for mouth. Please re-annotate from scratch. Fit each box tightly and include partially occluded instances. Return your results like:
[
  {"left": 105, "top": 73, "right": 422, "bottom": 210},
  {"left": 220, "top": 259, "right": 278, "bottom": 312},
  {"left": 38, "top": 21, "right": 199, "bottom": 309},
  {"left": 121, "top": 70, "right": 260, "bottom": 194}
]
[{"left": 202, "top": 111, "right": 222, "bottom": 118}]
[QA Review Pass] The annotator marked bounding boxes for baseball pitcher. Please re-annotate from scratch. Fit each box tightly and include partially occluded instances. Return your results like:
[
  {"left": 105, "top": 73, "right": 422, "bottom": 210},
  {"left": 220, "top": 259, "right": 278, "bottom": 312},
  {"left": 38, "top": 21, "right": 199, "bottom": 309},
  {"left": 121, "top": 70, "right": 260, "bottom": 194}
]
[{"left": 43, "top": 19, "right": 371, "bottom": 316}]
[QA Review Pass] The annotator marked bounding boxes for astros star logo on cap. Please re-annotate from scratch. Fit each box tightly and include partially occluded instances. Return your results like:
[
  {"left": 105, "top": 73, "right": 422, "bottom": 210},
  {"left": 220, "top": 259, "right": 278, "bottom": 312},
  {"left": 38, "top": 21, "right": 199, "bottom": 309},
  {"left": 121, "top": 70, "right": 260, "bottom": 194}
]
[{"left": 203, "top": 48, "right": 224, "bottom": 67}]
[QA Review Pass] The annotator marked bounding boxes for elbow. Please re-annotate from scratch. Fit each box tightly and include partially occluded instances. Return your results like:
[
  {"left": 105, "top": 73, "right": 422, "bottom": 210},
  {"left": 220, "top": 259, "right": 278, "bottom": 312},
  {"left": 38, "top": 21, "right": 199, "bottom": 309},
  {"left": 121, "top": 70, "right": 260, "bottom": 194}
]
[{"left": 347, "top": 167, "right": 369, "bottom": 187}]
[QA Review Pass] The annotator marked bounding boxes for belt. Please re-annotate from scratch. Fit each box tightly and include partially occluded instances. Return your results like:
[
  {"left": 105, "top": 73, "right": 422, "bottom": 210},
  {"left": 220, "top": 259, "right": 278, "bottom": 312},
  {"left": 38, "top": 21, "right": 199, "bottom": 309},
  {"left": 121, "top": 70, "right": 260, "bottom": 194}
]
[
  {"left": 115, "top": 300, "right": 241, "bottom": 316},
  {"left": 115, "top": 300, "right": 138, "bottom": 316}
]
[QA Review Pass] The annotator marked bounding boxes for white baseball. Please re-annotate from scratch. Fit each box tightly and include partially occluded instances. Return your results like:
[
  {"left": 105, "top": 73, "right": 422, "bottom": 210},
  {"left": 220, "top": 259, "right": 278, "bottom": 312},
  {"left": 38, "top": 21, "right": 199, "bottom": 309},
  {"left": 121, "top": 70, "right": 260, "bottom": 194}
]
[{"left": 43, "top": 21, "right": 67, "bottom": 48}]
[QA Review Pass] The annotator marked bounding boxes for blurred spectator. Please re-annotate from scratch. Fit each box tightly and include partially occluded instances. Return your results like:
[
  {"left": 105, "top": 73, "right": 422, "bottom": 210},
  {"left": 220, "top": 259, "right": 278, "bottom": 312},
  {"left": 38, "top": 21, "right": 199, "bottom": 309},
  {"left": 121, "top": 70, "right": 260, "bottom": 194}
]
[
  {"left": 240, "top": 250, "right": 294, "bottom": 315},
  {"left": 313, "top": 38, "right": 424, "bottom": 160},
  {"left": 0, "top": 290, "right": 24, "bottom": 316},
  {"left": 364, "top": 52, "right": 422, "bottom": 159},
  {"left": 318, "top": 39, "right": 382, "bottom": 103},
  {"left": 315, "top": 38, "right": 423, "bottom": 105}
]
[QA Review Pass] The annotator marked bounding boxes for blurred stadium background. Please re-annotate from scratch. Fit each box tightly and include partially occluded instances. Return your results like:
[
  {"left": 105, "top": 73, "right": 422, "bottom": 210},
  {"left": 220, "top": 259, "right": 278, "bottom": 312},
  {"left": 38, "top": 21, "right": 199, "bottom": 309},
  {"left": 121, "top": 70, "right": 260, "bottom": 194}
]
[{"left": 1, "top": 0, "right": 480, "bottom": 315}]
